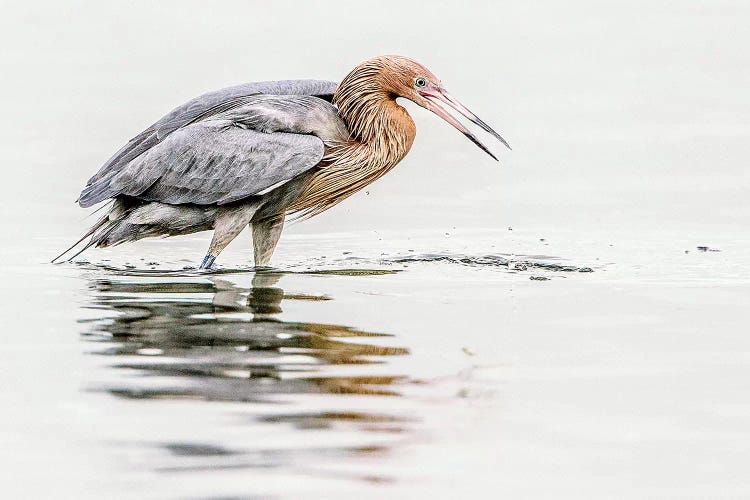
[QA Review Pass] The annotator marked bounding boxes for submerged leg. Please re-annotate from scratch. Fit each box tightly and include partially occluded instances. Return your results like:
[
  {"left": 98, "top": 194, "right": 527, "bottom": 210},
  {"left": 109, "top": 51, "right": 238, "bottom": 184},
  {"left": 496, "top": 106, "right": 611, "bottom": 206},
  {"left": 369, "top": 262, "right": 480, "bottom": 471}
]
[
  {"left": 200, "top": 255, "right": 216, "bottom": 269},
  {"left": 200, "top": 203, "right": 259, "bottom": 269},
  {"left": 251, "top": 214, "right": 285, "bottom": 267}
]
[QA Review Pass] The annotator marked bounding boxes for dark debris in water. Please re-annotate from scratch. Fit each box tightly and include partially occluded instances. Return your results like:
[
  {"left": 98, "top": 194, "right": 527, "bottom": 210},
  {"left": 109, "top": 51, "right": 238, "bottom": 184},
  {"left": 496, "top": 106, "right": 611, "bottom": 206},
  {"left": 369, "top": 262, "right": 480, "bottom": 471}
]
[
  {"left": 386, "top": 254, "right": 594, "bottom": 273},
  {"left": 71, "top": 260, "right": 400, "bottom": 278},
  {"left": 71, "top": 260, "right": 256, "bottom": 277},
  {"left": 165, "top": 443, "right": 238, "bottom": 457},
  {"left": 300, "top": 269, "right": 400, "bottom": 277},
  {"left": 93, "top": 280, "right": 216, "bottom": 294}
]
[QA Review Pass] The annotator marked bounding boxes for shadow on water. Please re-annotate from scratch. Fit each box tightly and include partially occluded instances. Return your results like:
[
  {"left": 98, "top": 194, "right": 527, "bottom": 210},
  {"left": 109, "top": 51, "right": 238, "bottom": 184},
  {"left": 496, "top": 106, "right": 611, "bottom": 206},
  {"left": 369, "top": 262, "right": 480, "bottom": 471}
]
[
  {"left": 74, "top": 251, "right": 585, "bottom": 485},
  {"left": 78, "top": 270, "right": 415, "bottom": 481}
]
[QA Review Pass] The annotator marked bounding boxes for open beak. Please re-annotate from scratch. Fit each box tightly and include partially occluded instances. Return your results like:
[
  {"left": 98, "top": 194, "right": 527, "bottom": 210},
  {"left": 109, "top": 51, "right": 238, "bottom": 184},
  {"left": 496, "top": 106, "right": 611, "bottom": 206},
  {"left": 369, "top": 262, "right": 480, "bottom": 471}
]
[{"left": 420, "top": 88, "right": 511, "bottom": 161}]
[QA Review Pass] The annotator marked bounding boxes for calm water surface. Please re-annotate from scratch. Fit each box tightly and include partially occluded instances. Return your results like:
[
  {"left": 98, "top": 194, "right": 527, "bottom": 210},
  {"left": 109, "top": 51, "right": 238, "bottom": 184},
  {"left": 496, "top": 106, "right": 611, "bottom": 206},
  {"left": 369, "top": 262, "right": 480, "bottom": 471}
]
[
  {"left": 2, "top": 1, "right": 750, "bottom": 498},
  {"left": 2, "top": 229, "right": 748, "bottom": 498}
]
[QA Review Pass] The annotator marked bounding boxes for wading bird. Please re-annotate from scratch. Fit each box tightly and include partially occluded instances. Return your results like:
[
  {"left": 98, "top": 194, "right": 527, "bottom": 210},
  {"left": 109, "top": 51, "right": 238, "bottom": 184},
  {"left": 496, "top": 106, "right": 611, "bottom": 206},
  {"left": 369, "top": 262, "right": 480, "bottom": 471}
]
[{"left": 54, "top": 55, "right": 510, "bottom": 268}]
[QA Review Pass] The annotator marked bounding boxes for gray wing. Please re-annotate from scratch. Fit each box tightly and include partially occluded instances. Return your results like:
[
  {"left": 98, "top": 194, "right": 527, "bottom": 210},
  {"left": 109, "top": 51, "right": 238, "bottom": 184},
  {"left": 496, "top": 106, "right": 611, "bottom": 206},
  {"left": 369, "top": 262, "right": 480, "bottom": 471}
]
[
  {"left": 92, "top": 122, "right": 324, "bottom": 205},
  {"left": 82, "top": 79, "right": 338, "bottom": 194},
  {"left": 79, "top": 94, "right": 349, "bottom": 207}
]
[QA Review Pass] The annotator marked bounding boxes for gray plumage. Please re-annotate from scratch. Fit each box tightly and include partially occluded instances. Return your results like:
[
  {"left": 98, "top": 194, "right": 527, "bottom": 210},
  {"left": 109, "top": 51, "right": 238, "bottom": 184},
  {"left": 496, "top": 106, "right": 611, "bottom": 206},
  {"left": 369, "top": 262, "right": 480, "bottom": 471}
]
[
  {"left": 57, "top": 79, "right": 347, "bottom": 268},
  {"left": 79, "top": 82, "right": 345, "bottom": 207},
  {"left": 81, "top": 122, "right": 322, "bottom": 206},
  {"left": 82, "top": 80, "right": 338, "bottom": 191}
]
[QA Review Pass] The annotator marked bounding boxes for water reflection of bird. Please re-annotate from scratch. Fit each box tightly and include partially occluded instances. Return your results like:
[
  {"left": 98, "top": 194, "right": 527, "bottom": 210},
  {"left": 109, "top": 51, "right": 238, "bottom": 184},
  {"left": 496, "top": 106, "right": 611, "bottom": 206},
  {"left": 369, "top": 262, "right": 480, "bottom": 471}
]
[
  {"left": 55, "top": 55, "right": 510, "bottom": 268},
  {"left": 84, "top": 274, "right": 409, "bottom": 400}
]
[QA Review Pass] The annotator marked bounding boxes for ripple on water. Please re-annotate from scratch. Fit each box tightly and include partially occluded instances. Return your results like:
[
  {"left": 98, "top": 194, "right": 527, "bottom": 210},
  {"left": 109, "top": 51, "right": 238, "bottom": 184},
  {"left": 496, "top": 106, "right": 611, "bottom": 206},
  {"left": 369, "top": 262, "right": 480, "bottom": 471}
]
[
  {"left": 366, "top": 253, "right": 593, "bottom": 273},
  {"left": 70, "top": 248, "right": 595, "bottom": 276}
]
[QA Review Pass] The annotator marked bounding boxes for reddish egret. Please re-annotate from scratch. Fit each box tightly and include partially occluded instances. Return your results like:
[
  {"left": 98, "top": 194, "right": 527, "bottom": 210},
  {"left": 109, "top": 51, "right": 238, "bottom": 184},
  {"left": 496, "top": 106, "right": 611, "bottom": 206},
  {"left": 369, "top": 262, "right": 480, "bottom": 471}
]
[{"left": 55, "top": 55, "right": 510, "bottom": 268}]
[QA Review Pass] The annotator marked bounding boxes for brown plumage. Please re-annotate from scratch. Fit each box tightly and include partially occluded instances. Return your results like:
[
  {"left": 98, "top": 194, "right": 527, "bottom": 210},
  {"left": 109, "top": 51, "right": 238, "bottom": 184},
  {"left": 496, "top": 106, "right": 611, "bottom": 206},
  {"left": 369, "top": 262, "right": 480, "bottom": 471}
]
[
  {"left": 289, "top": 56, "right": 431, "bottom": 218},
  {"left": 55, "top": 55, "right": 510, "bottom": 269}
]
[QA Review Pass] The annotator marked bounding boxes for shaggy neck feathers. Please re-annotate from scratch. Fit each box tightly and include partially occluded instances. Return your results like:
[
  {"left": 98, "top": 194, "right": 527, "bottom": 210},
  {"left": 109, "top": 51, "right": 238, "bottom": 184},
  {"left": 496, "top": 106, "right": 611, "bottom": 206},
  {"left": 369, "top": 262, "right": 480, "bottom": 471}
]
[{"left": 288, "top": 58, "right": 416, "bottom": 218}]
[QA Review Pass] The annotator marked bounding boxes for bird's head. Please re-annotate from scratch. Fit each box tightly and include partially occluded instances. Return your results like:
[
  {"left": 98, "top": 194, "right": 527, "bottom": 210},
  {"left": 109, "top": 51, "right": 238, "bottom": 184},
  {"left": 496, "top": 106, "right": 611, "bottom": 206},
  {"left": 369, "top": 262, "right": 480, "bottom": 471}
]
[{"left": 373, "top": 55, "right": 511, "bottom": 160}]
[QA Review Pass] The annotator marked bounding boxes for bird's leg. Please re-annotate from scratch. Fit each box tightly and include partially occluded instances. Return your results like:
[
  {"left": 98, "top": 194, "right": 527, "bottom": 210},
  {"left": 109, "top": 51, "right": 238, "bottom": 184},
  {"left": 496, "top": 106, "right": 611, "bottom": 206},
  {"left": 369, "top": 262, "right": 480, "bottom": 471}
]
[
  {"left": 199, "top": 255, "right": 217, "bottom": 269},
  {"left": 251, "top": 214, "right": 285, "bottom": 268},
  {"left": 200, "top": 203, "right": 259, "bottom": 269}
]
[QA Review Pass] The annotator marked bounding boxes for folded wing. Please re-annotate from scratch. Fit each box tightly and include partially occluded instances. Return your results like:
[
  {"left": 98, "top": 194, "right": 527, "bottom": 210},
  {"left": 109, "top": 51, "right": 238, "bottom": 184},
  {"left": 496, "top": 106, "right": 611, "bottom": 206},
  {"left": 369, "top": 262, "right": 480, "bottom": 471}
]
[{"left": 79, "top": 81, "right": 348, "bottom": 208}]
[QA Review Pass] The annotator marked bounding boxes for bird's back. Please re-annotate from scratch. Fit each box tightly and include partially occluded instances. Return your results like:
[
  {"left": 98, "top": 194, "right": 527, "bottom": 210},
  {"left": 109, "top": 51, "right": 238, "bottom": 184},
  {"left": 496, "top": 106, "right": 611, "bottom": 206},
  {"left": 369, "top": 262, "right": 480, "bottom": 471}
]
[{"left": 81, "top": 79, "right": 339, "bottom": 199}]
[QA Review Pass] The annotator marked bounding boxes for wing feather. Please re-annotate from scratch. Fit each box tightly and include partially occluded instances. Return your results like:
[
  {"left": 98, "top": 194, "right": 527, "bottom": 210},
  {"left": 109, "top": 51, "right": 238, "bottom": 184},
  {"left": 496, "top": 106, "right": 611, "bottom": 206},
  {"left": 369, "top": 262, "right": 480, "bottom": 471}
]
[
  {"left": 81, "top": 79, "right": 338, "bottom": 193},
  {"left": 78, "top": 85, "right": 349, "bottom": 208},
  {"left": 81, "top": 121, "right": 324, "bottom": 206}
]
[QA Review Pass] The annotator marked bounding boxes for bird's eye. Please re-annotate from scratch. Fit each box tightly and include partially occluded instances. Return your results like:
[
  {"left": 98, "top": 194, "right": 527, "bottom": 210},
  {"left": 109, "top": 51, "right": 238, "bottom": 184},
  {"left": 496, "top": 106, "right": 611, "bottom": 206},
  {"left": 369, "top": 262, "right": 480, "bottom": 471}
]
[{"left": 414, "top": 77, "right": 427, "bottom": 88}]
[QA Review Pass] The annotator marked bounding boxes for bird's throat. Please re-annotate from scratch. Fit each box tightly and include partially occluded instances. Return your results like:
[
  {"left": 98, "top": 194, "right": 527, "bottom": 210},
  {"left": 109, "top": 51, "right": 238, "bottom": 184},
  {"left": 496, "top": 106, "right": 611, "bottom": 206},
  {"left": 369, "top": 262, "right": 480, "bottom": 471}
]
[
  {"left": 288, "top": 93, "right": 416, "bottom": 219},
  {"left": 334, "top": 87, "right": 416, "bottom": 161}
]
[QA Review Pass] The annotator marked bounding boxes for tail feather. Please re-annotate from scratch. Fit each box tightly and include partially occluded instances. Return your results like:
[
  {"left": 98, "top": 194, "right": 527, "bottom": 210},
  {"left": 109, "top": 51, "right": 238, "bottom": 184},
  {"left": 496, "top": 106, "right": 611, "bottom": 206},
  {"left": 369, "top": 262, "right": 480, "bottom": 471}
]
[
  {"left": 57, "top": 215, "right": 129, "bottom": 263},
  {"left": 53, "top": 198, "right": 218, "bottom": 263},
  {"left": 51, "top": 216, "right": 109, "bottom": 263},
  {"left": 52, "top": 199, "right": 135, "bottom": 263}
]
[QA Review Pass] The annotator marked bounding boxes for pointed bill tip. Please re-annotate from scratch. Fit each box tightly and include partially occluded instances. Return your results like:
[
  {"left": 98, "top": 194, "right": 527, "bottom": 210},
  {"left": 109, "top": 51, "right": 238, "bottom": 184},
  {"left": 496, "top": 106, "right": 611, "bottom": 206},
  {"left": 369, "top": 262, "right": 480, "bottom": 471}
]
[{"left": 423, "top": 89, "right": 511, "bottom": 159}]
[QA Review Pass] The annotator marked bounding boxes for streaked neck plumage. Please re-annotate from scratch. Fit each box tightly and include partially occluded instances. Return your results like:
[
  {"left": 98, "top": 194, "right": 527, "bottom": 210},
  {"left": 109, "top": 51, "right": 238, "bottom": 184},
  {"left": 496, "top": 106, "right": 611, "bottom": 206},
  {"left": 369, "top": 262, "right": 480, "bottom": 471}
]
[
  {"left": 334, "top": 62, "right": 416, "bottom": 160},
  {"left": 289, "top": 60, "right": 417, "bottom": 218}
]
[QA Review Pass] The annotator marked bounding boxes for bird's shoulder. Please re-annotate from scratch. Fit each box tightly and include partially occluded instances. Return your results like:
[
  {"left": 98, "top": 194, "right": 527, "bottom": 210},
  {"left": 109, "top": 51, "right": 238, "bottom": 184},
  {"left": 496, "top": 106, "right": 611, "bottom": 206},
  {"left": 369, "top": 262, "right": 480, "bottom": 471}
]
[
  {"left": 154, "top": 80, "right": 339, "bottom": 139},
  {"left": 206, "top": 94, "right": 350, "bottom": 144}
]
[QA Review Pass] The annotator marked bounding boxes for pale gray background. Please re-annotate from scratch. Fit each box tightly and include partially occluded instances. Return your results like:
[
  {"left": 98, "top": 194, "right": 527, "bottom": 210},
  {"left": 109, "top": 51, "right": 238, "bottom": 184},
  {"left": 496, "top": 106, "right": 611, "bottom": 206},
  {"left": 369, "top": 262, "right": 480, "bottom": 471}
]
[
  {"left": 3, "top": 0, "right": 747, "bottom": 240},
  {"left": 0, "top": 1, "right": 748, "bottom": 498}
]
